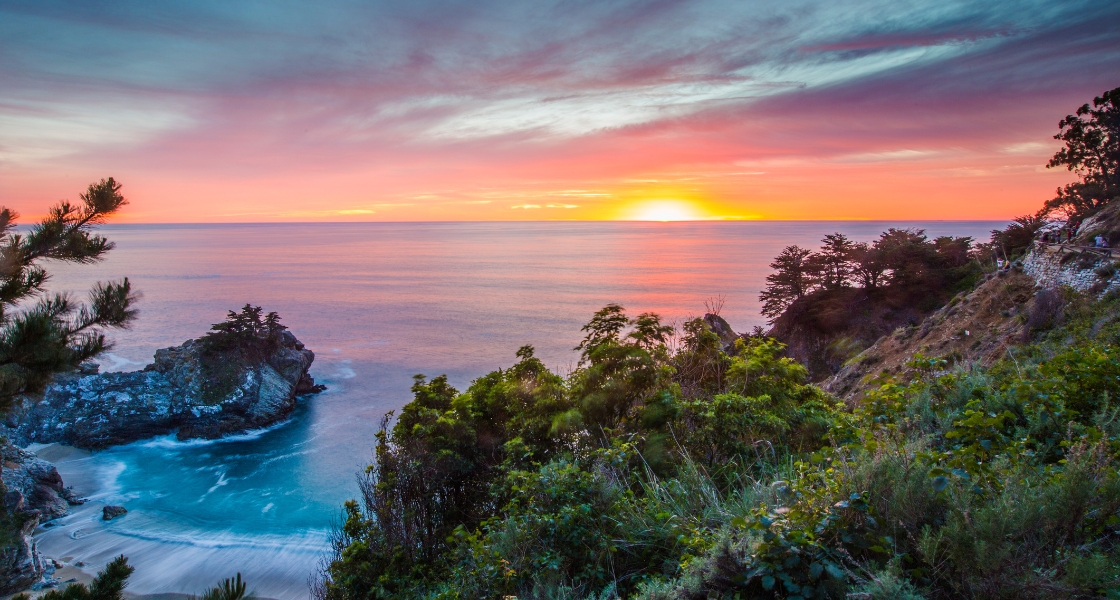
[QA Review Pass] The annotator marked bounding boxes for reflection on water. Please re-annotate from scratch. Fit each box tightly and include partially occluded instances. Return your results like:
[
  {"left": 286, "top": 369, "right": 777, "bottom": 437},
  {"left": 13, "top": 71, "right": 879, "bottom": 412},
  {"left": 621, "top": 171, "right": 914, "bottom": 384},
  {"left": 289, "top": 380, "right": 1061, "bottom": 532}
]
[{"left": 34, "top": 221, "right": 1004, "bottom": 597}]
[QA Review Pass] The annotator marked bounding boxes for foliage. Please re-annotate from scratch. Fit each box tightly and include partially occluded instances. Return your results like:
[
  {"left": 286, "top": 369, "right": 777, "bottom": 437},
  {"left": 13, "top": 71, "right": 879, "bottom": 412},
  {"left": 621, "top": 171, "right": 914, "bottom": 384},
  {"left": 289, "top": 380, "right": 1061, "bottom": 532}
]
[
  {"left": 759, "top": 246, "right": 816, "bottom": 319},
  {"left": 757, "top": 228, "right": 983, "bottom": 382},
  {"left": 319, "top": 287, "right": 1120, "bottom": 599},
  {"left": 10, "top": 560, "right": 252, "bottom": 600},
  {"left": 760, "top": 229, "right": 979, "bottom": 325},
  {"left": 811, "top": 233, "right": 856, "bottom": 291},
  {"left": 676, "top": 338, "right": 837, "bottom": 474},
  {"left": 319, "top": 91, "right": 1120, "bottom": 598},
  {"left": 980, "top": 214, "right": 1049, "bottom": 262},
  {"left": 1044, "top": 86, "right": 1120, "bottom": 219},
  {"left": 27, "top": 555, "right": 135, "bottom": 600},
  {"left": 198, "top": 304, "right": 288, "bottom": 403},
  {"left": 199, "top": 573, "right": 249, "bottom": 600},
  {"left": 202, "top": 304, "right": 287, "bottom": 356},
  {"left": 0, "top": 178, "right": 137, "bottom": 414},
  {"left": 0, "top": 181, "right": 135, "bottom": 583}
]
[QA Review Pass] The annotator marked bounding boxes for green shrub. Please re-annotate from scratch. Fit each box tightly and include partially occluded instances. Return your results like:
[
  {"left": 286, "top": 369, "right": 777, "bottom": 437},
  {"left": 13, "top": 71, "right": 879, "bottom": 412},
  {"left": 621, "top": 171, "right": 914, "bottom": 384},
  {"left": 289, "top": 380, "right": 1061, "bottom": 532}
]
[{"left": 319, "top": 299, "right": 1120, "bottom": 600}]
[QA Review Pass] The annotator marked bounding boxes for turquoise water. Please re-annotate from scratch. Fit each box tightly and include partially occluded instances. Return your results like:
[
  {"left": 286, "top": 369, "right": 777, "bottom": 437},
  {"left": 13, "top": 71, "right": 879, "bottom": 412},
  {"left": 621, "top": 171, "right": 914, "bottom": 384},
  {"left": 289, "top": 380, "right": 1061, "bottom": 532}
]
[{"left": 32, "top": 221, "right": 1004, "bottom": 597}]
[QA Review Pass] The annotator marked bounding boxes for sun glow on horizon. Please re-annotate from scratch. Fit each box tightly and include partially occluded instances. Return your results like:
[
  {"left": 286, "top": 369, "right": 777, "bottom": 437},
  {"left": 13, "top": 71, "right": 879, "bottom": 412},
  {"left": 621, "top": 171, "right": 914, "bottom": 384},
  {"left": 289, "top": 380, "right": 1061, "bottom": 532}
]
[{"left": 625, "top": 200, "right": 703, "bottom": 221}]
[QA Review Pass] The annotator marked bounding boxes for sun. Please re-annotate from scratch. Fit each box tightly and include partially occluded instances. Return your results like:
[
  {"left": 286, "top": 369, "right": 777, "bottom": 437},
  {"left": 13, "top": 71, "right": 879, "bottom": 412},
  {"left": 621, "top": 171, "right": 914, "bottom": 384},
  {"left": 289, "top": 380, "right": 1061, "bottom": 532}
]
[{"left": 627, "top": 200, "right": 702, "bottom": 221}]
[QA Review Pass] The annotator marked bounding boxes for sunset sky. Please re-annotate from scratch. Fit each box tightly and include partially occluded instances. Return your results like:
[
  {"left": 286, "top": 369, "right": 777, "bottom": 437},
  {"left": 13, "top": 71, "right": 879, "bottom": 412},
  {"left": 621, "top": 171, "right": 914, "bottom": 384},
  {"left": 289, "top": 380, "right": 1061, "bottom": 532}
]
[{"left": 1, "top": 0, "right": 1118, "bottom": 222}]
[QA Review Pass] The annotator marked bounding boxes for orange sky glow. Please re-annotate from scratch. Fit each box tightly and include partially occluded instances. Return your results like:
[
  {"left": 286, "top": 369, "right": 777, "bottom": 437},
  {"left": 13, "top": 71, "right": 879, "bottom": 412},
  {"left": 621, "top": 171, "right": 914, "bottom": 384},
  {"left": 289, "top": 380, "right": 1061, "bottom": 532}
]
[{"left": 1, "top": 2, "right": 1117, "bottom": 223}]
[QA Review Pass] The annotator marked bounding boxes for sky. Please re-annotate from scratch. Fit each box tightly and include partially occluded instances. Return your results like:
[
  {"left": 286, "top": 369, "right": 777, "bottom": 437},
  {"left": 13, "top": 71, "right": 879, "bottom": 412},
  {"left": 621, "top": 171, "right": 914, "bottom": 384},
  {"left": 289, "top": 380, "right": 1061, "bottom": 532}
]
[{"left": 1, "top": 0, "right": 1118, "bottom": 222}]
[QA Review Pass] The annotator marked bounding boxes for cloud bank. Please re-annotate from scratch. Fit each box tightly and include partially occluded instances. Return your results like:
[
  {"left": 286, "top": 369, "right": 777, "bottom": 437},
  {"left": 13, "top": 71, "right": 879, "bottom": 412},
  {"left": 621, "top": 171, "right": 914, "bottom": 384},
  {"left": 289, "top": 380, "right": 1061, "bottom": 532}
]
[{"left": 1, "top": 0, "right": 1118, "bottom": 220}]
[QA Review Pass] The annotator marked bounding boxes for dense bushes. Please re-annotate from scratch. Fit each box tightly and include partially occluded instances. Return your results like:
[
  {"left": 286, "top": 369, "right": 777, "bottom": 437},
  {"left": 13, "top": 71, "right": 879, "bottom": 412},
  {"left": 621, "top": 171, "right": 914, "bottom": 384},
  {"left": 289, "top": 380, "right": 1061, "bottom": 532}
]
[{"left": 320, "top": 292, "right": 1120, "bottom": 599}]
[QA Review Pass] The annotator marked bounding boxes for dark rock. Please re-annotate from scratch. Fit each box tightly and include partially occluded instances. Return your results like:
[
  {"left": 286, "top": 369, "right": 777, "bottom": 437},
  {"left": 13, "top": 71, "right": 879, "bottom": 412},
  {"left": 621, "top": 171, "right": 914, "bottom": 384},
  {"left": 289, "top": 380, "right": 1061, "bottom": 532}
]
[
  {"left": 1, "top": 440, "right": 75, "bottom": 521},
  {"left": 102, "top": 505, "right": 127, "bottom": 520},
  {"left": 77, "top": 362, "right": 100, "bottom": 375},
  {"left": 1, "top": 436, "right": 75, "bottom": 593},
  {"left": 703, "top": 313, "right": 740, "bottom": 350},
  {"left": 2, "top": 330, "right": 321, "bottom": 449},
  {"left": 0, "top": 327, "right": 323, "bottom": 592},
  {"left": 295, "top": 373, "right": 327, "bottom": 395},
  {"left": 0, "top": 512, "right": 41, "bottom": 594}
]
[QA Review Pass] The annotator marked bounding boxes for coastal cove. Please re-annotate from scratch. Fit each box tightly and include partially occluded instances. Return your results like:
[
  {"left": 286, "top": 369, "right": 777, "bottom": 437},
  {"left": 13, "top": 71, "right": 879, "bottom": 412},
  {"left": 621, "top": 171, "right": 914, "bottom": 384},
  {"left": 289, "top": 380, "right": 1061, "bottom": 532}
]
[{"left": 24, "top": 221, "right": 1005, "bottom": 597}]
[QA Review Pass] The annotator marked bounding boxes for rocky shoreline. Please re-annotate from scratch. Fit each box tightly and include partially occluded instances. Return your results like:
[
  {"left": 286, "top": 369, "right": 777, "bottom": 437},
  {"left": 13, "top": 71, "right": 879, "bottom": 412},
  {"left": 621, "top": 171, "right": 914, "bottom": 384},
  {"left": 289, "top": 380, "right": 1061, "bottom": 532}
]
[
  {"left": 0, "top": 441, "right": 82, "bottom": 593},
  {"left": 0, "top": 328, "right": 323, "bottom": 594}
]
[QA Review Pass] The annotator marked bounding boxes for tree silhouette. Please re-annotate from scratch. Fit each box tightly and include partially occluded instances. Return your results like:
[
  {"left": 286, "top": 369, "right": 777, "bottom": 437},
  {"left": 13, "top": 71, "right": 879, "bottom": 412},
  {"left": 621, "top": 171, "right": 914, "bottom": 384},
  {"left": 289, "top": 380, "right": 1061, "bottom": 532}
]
[
  {"left": 202, "top": 304, "right": 287, "bottom": 356},
  {"left": 1044, "top": 86, "right": 1120, "bottom": 218},
  {"left": 812, "top": 233, "right": 855, "bottom": 290},
  {"left": 0, "top": 178, "right": 138, "bottom": 413},
  {"left": 759, "top": 245, "right": 817, "bottom": 319},
  {"left": 849, "top": 242, "right": 886, "bottom": 289}
]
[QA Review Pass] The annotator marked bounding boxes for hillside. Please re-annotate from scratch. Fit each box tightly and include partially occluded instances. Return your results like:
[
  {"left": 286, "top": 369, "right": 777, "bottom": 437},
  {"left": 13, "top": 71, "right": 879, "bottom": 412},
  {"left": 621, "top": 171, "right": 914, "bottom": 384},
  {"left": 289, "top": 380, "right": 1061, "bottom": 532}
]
[
  {"left": 768, "top": 284, "right": 958, "bottom": 382},
  {"left": 826, "top": 217, "right": 1120, "bottom": 404},
  {"left": 824, "top": 269, "right": 1039, "bottom": 402}
]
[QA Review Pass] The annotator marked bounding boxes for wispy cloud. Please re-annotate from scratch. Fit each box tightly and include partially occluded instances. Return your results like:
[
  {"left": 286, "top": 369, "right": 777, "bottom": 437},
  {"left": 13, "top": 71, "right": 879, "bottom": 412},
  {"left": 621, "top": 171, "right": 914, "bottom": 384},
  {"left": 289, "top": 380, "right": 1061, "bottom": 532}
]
[{"left": 0, "top": 0, "right": 1117, "bottom": 220}]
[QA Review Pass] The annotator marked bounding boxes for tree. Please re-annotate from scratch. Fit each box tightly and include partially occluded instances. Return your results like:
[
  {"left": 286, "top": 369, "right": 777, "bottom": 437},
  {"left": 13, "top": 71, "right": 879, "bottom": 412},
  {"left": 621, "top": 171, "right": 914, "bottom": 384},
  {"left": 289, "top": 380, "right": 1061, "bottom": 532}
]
[
  {"left": 202, "top": 304, "right": 287, "bottom": 355},
  {"left": 759, "top": 245, "right": 816, "bottom": 320},
  {"left": 571, "top": 306, "right": 674, "bottom": 433},
  {"left": 23, "top": 555, "right": 134, "bottom": 600},
  {"left": 1043, "top": 86, "right": 1120, "bottom": 218},
  {"left": 0, "top": 178, "right": 138, "bottom": 413},
  {"left": 574, "top": 303, "right": 629, "bottom": 362},
  {"left": 849, "top": 242, "right": 886, "bottom": 289},
  {"left": 812, "top": 233, "right": 855, "bottom": 290},
  {"left": 874, "top": 228, "right": 936, "bottom": 288},
  {"left": 932, "top": 235, "right": 973, "bottom": 268},
  {"left": 201, "top": 573, "right": 249, "bottom": 600},
  {"left": 986, "top": 215, "right": 1048, "bottom": 261}
]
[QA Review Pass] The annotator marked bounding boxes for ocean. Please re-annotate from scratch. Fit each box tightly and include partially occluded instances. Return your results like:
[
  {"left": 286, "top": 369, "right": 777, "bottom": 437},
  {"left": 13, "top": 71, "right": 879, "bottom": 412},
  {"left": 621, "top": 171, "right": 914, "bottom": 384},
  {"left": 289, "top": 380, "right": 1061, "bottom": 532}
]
[{"left": 31, "top": 221, "right": 1004, "bottom": 598}]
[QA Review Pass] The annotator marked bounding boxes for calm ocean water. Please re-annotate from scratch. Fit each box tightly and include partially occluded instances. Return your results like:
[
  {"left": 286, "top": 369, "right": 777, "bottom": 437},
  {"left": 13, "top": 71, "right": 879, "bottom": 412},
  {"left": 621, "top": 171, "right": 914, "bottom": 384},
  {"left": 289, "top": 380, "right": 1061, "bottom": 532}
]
[{"left": 32, "top": 221, "right": 1003, "bottom": 597}]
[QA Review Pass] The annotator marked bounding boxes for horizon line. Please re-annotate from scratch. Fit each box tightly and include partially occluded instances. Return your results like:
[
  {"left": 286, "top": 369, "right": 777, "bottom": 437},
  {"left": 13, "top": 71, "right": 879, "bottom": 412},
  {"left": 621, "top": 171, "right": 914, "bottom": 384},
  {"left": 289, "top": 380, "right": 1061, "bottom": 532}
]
[{"left": 61, "top": 218, "right": 1016, "bottom": 226}]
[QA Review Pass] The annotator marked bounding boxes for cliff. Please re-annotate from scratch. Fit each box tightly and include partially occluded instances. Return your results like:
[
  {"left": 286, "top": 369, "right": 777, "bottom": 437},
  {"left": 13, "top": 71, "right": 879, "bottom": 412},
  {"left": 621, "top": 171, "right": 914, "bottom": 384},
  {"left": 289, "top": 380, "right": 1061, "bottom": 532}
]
[
  {"left": 827, "top": 236, "right": 1120, "bottom": 404},
  {"left": 766, "top": 287, "right": 934, "bottom": 381},
  {"left": 1, "top": 438, "right": 82, "bottom": 593},
  {"left": 2, "top": 329, "right": 322, "bottom": 449}
]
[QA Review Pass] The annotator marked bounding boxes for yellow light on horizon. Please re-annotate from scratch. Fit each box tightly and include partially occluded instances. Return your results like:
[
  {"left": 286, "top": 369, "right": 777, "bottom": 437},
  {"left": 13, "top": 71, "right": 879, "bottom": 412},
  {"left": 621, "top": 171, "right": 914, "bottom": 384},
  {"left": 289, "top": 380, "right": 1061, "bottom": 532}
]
[{"left": 627, "top": 199, "right": 702, "bottom": 221}]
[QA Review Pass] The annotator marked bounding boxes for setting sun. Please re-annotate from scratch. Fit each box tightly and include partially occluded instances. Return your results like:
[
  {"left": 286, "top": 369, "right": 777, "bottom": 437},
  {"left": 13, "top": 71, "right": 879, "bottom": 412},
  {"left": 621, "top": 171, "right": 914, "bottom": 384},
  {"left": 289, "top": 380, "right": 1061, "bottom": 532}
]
[{"left": 627, "top": 200, "right": 703, "bottom": 221}]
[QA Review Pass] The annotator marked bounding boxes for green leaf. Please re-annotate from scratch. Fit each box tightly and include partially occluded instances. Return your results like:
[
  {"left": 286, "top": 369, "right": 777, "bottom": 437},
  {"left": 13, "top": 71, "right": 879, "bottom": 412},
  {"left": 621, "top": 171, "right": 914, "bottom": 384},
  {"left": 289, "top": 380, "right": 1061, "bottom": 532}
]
[{"left": 809, "top": 561, "right": 823, "bottom": 579}]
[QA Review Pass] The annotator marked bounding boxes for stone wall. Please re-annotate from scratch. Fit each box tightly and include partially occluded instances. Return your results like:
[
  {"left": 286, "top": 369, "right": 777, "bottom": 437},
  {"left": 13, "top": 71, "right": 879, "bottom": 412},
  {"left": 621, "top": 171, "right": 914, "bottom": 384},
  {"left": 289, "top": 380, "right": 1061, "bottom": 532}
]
[{"left": 1022, "top": 243, "right": 1120, "bottom": 294}]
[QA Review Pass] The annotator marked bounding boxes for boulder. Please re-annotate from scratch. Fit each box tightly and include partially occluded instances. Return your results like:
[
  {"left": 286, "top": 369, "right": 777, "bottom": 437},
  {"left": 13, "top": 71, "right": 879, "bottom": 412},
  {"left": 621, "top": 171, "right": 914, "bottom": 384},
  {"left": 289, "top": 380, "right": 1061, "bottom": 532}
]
[
  {"left": 102, "top": 505, "right": 127, "bottom": 520},
  {"left": 703, "top": 313, "right": 741, "bottom": 350},
  {"left": 2, "top": 330, "right": 322, "bottom": 449}
]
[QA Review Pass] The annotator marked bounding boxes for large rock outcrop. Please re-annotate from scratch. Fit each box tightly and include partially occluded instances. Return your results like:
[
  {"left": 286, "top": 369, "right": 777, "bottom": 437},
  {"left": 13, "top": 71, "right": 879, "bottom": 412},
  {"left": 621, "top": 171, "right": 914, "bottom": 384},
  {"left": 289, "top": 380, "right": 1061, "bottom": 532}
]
[
  {"left": 1022, "top": 201, "right": 1120, "bottom": 294},
  {"left": 2, "top": 330, "right": 321, "bottom": 449},
  {"left": 1, "top": 438, "right": 81, "bottom": 593}
]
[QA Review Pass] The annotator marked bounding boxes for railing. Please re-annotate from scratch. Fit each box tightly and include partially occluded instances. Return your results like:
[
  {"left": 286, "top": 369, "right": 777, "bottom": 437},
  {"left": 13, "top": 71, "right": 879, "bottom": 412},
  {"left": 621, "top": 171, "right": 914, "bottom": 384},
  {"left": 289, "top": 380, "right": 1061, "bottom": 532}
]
[{"left": 1034, "top": 242, "right": 1117, "bottom": 259}]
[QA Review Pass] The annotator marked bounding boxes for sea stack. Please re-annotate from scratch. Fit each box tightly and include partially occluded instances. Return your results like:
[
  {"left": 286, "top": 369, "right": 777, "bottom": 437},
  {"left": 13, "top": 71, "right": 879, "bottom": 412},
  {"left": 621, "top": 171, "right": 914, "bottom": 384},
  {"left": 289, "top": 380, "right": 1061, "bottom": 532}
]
[{"left": 2, "top": 329, "right": 323, "bottom": 449}]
